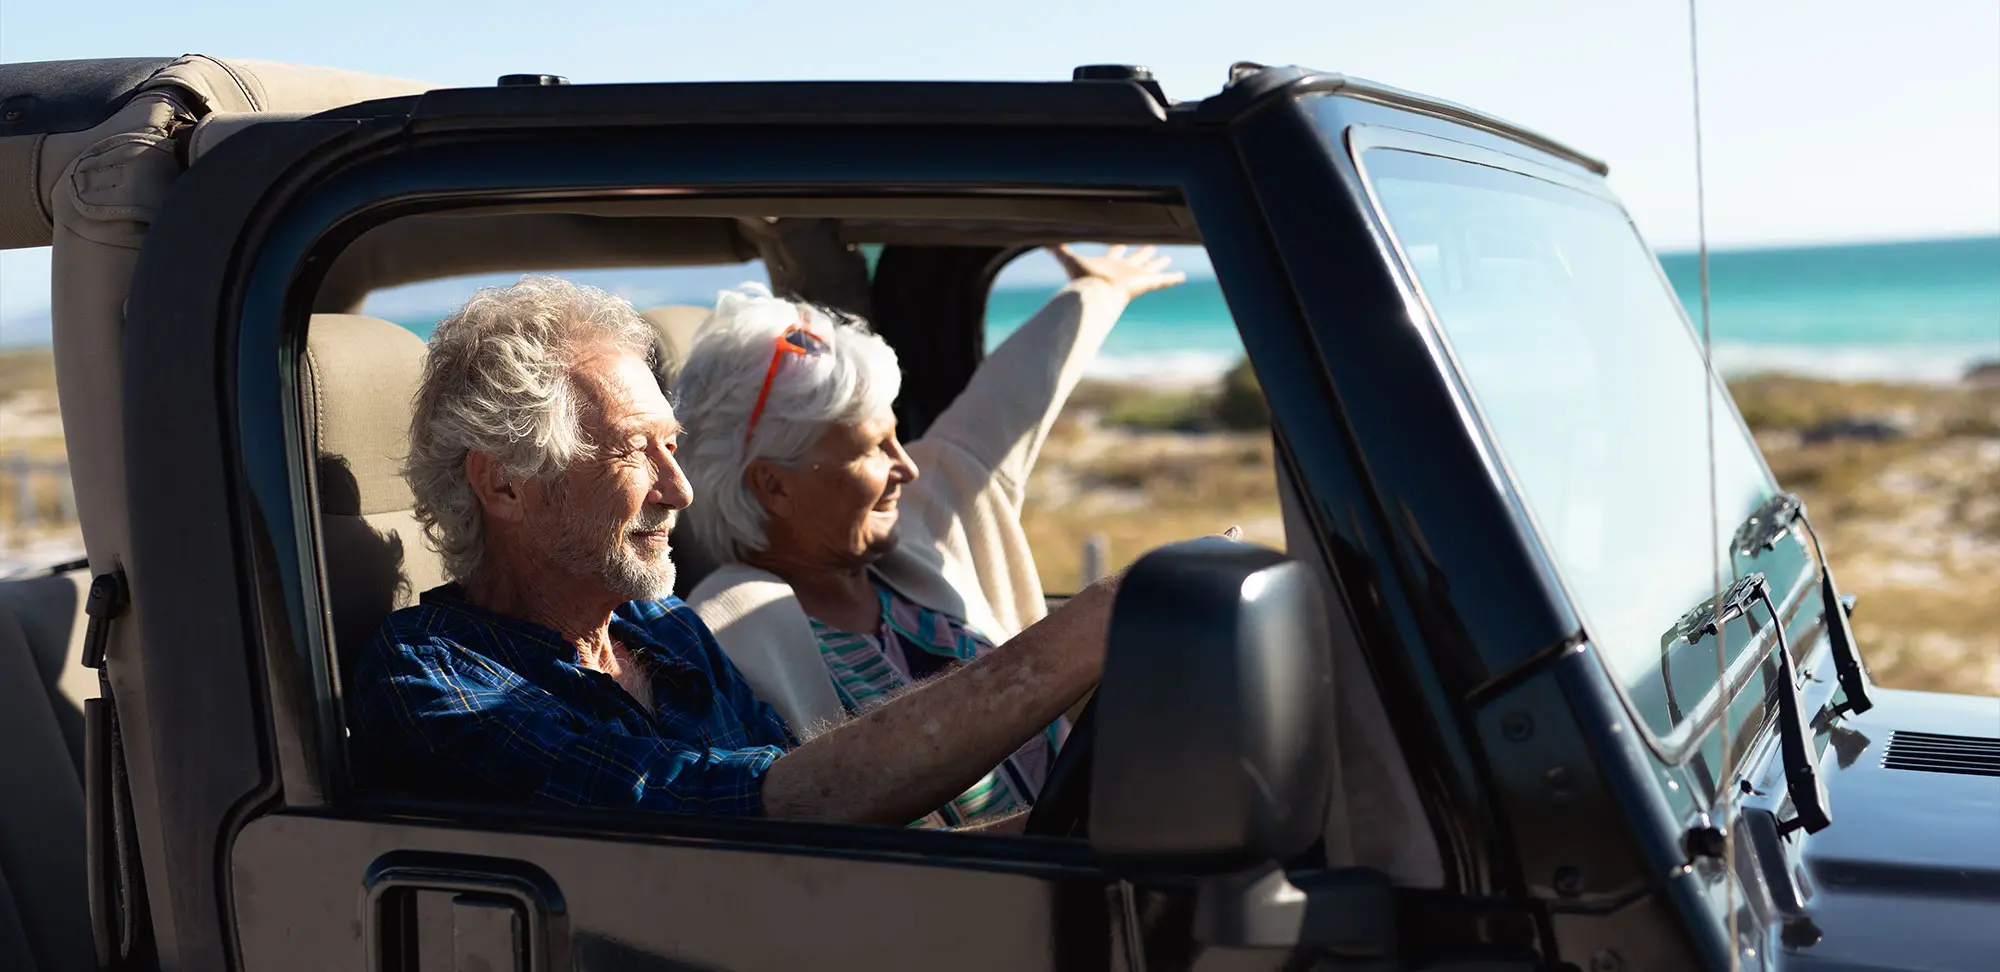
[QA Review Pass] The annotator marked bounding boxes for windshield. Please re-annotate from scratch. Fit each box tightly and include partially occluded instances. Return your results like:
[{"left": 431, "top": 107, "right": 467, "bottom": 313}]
[{"left": 1349, "top": 144, "right": 1812, "bottom": 741}]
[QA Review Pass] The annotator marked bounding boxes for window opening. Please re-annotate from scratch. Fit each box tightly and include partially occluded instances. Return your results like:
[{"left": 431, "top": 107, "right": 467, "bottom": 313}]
[{"left": 986, "top": 244, "right": 1284, "bottom": 595}]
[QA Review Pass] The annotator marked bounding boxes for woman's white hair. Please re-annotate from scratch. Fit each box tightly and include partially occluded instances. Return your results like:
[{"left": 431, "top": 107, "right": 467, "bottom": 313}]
[
  {"left": 674, "top": 283, "right": 902, "bottom": 562},
  {"left": 405, "top": 275, "right": 660, "bottom": 581}
]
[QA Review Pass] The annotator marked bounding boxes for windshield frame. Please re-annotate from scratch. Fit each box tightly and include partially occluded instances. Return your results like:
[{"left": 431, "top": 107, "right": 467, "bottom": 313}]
[{"left": 1338, "top": 121, "right": 1815, "bottom": 767}]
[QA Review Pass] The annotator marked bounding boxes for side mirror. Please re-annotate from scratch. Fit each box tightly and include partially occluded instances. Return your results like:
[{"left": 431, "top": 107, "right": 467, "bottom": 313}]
[{"left": 1090, "top": 537, "right": 1335, "bottom": 874}]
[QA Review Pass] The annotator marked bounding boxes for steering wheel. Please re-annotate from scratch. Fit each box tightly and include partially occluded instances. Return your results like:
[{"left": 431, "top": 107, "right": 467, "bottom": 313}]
[{"left": 1024, "top": 692, "right": 1097, "bottom": 837}]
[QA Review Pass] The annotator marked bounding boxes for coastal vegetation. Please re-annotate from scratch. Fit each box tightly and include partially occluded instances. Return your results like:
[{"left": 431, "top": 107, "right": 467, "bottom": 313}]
[
  {"left": 3, "top": 346, "right": 1994, "bottom": 693},
  {"left": 1731, "top": 375, "right": 2000, "bottom": 694},
  {"left": 1022, "top": 361, "right": 2000, "bottom": 696}
]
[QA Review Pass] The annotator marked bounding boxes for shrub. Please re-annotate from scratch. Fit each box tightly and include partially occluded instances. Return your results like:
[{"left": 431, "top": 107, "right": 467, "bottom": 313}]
[
  {"left": 1103, "top": 389, "right": 1210, "bottom": 432},
  {"left": 1212, "top": 358, "right": 1270, "bottom": 430},
  {"left": 1081, "top": 358, "right": 1270, "bottom": 433}
]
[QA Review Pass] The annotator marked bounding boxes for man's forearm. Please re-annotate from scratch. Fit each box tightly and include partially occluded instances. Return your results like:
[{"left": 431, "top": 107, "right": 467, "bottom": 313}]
[{"left": 760, "top": 579, "right": 1115, "bottom": 824}]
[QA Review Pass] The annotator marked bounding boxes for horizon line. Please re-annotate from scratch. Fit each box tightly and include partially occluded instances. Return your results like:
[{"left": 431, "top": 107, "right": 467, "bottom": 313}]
[{"left": 2, "top": 231, "right": 1995, "bottom": 327}]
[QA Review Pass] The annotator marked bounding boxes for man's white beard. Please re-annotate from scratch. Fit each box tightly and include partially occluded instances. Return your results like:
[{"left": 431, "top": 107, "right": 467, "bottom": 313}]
[
  {"left": 546, "top": 498, "right": 677, "bottom": 603},
  {"left": 599, "top": 516, "right": 677, "bottom": 602}
]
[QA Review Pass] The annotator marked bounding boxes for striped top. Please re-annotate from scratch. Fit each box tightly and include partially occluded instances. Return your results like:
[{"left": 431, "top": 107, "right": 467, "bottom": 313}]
[{"left": 809, "top": 582, "right": 1063, "bottom": 828}]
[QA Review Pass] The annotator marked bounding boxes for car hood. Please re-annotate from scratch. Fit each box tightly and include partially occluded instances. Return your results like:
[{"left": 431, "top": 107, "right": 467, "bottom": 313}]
[{"left": 1778, "top": 687, "right": 2000, "bottom": 971}]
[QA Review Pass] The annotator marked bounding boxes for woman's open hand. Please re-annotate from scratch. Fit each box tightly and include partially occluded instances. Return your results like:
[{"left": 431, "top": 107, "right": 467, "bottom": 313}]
[{"left": 1050, "top": 244, "right": 1187, "bottom": 300}]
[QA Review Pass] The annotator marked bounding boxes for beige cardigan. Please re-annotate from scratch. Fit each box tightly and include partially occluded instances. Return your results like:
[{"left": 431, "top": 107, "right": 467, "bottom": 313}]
[{"left": 687, "top": 278, "right": 1131, "bottom": 734}]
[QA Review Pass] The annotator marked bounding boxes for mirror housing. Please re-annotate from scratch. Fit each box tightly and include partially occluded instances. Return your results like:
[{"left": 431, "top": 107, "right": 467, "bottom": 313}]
[{"left": 1089, "top": 538, "right": 1336, "bottom": 874}]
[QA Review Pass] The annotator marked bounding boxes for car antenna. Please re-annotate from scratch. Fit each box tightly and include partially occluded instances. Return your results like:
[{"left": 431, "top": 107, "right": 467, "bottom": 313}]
[{"left": 1685, "top": 3, "right": 1742, "bottom": 970}]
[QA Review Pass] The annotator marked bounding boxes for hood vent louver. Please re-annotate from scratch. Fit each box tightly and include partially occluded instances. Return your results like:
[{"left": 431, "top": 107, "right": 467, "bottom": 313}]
[{"left": 1882, "top": 731, "right": 2000, "bottom": 778}]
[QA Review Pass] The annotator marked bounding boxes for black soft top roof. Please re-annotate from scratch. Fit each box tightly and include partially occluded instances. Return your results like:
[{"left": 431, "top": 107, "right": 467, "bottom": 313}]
[
  {"left": 0, "top": 57, "right": 1605, "bottom": 175},
  {"left": 361, "top": 67, "right": 1606, "bottom": 175}
]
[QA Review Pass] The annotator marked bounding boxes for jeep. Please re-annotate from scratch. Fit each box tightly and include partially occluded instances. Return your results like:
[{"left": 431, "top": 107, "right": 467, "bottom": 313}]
[{"left": 0, "top": 55, "right": 1993, "bottom": 972}]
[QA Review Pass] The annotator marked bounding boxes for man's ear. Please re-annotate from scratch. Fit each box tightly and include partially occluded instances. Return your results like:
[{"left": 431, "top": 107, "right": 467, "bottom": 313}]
[
  {"left": 465, "top": 450, "right": 526, "bottom": 523},
  {"left": 743, "top": 458, "right": 793, "bottom": 520}
]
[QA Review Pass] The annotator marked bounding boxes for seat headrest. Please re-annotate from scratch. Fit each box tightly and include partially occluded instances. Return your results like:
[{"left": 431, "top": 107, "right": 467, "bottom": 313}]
[
  {"left": 302, "top": 315, "right": 428, "bottom": 516},
  {"left": 639, "top": 305, "right": 714, "bottom": 381}
]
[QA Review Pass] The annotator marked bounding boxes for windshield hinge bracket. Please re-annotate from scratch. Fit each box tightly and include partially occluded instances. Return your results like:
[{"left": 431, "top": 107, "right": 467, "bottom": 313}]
[{"left": 1735, "top": 491, "right": 1873, "bottom": 716}]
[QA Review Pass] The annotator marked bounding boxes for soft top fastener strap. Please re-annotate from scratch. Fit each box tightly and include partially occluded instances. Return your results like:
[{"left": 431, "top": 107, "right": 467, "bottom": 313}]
[{"left": 82, "top": 569, "right": 128, "bottom": 670}]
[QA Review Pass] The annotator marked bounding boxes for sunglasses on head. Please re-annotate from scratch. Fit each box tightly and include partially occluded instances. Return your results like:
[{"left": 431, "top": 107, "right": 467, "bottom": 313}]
[{"left": 744, "top": 306, "right": 831, "bottom": 447}]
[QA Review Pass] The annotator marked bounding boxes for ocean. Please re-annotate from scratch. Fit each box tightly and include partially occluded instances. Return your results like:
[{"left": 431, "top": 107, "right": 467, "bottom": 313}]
[
  {"left": 263, "top": 235, "right": 1999, "bottom": 386},
  {"left": 988, "top": 236, "right": 2000, "bottom": 385}
]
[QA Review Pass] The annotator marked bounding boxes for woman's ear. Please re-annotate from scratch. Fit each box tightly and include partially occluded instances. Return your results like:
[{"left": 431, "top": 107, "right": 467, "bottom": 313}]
[
  {"left": 465, "top": 450, "right": 526, "bottom": 523},
  {"left": 743, "top": 458, "right": 794, "bottom": 520}
]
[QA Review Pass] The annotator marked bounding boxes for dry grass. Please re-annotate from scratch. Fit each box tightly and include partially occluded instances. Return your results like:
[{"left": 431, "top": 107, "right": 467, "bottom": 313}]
[
  {"left": 1027, "top": 374, "right": 2000, "bottom": 695},
  {"left": 1732, "top": 375, "right": 2000, "bottom": 694},
  {"left": 0, "top": 350, "right": 74, "bottom": 553},
  {"left": 1023, "top": 411, "right": 1285, "bottom": 592},
  {"left": 0, "top": 348, "right": 58, "bottom": 396}
]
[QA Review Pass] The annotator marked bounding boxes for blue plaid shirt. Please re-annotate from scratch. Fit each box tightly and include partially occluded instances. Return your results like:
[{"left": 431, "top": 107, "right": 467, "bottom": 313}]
[{"left": 349, "top": 585, "right": 795, "bottom": 816}]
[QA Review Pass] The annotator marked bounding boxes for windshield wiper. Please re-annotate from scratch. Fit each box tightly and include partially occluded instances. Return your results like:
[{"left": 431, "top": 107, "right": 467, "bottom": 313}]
[
  {"left": 1686, "top": 571, "right": 1832, "bottom": 835},
  {"left": 1733, "top": 491, "right": 1873, "bottom": 716}
]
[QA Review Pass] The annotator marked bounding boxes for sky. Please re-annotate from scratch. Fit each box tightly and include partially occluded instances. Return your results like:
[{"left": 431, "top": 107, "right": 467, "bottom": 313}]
[{"left": 2, "top": 0, "right": 1997, "bottom": 326}]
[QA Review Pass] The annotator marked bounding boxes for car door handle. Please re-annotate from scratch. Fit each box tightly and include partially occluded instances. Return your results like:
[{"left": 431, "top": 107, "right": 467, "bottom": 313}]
[{"left": 363, "top": 852, "right": 571, "bottom": 972}]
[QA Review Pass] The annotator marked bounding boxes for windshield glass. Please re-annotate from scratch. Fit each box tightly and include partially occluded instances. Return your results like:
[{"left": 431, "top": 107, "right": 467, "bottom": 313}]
[{"left": 1349, "top": 144, "right": 1812, "bottom": 740}]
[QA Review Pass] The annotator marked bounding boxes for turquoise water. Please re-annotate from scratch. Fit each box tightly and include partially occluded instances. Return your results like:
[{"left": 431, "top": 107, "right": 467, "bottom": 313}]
[
  {"left": 988, "top": 236, "right": 2000, "bottom": 383},
  {"left": 366, "top": 236, "right": 1997, "bottom": 384},
  {"left": 1659, "top": 237, "right": 1999, "bottom": 344}
]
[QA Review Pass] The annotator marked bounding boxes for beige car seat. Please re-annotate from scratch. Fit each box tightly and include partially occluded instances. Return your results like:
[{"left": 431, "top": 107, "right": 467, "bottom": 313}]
[
  {"left": 639, "top": 304, "right": 711, "bottom": 381},
  {"left": 0, "top": 566, "right": 95, "bottom": 971},
  {"left": 302, "top": 315, "right": 447, "bottom": 687},
  {"left": 639, "top": 304, "right": 726, "bottom": 597},
  {"left": 306, "top": 306, "right": 708, "bottom": 641}
]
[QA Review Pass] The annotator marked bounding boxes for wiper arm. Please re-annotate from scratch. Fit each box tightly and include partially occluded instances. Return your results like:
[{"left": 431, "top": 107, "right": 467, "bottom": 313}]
[
  {"left": 1675, "top": 573, "right": 1765, "bottom": 644},
  {"left": 1687, "top": 572, "right": 1832, "bottom": 836},
  {"left": 1733, "top": 491, "right": 1873, "bottom": 716}
]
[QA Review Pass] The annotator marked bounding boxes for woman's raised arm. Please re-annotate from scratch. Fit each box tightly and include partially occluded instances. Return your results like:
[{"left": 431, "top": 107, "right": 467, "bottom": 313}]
[{"left": 917, "top": 245, "right": 1185, "bottom": 497}]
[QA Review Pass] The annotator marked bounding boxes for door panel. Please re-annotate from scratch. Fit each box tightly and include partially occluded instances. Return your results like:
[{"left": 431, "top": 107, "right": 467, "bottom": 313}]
[
  {"left": 232, "top": 814, "right": 1103, "bottom": 971},
  {"left": 152, "top": 116, "right": 1301, "bottom": 972}
]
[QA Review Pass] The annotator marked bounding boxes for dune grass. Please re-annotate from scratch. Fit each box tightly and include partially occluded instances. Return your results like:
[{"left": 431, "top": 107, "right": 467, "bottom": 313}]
[
  {"left": 1023, "top": 422, "right": 1284, "bottom": 592},
  {"left": 1732, "top": 375, "right": 2000, "bottom": 693},
  {"left": 0, "top": 349, "right": 73, "bottom": 543},
  {"left": 0, "top": 348, "right": 57, "bottom": 396},
  {"left": 1024, "top": 371, "right": 1999, "bottom": 695}
]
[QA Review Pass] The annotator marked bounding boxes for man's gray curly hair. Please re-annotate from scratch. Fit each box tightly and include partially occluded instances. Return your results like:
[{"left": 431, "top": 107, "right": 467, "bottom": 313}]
[{"left": 405, "top": 275, "right": 660, "bottom": 581}]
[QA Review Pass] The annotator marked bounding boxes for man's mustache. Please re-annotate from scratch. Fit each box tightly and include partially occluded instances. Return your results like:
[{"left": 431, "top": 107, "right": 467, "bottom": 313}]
[{"left": 629, "top": 507, "right": 675, "bottom": 534}]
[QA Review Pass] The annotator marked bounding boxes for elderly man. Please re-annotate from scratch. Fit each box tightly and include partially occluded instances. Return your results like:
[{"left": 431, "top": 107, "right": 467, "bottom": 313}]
[{"left": 347, "top": 276, "right": 1117, "bottom": 827}]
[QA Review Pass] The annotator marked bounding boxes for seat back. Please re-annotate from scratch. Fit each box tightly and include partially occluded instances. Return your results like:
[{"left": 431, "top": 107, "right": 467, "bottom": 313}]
[
  {"left": 0, "top": 564, "right": 96, "bottom": 971},
  {"left": 302, "top": 315, "right": 446, "bottom": 689},
  {"left": 638, "top": 303, "right": 712, "bottom": 382},
  {"left": 640, "top": 304, "right": 726, "bottom": 597}
]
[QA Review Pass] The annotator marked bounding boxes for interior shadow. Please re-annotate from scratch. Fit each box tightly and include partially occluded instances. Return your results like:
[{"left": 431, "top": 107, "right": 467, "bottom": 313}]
[
  {"left": 317, "top": 453, "right": 411, "bottom": 691},
  {"left": 0, "top": 569, "right": 85, "bottom": 776}
]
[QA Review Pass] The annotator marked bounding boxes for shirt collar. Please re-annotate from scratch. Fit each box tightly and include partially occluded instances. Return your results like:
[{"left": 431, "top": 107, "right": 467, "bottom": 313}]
[
  {"left": 416, "top": 583, "right": 592, "bottom": 666},
  {"left": 418, "top": 584, "right": 695, "bottom": 673}
]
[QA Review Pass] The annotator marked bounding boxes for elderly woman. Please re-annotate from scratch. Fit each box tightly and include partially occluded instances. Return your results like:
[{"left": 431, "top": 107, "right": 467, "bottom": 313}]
[{"left": 672, "top": 246, "right": 1181, "bottom": 826}]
